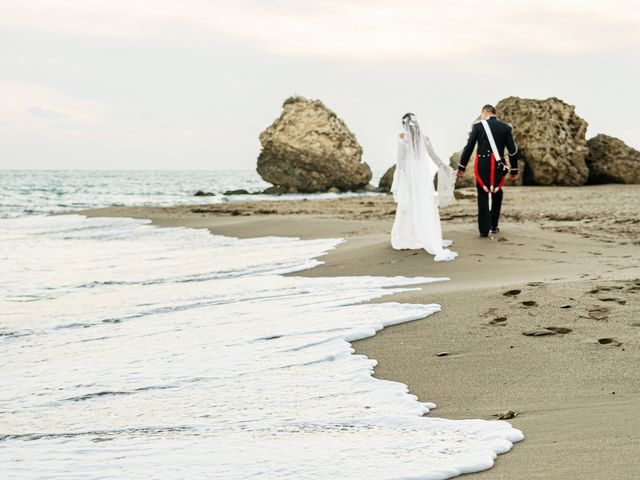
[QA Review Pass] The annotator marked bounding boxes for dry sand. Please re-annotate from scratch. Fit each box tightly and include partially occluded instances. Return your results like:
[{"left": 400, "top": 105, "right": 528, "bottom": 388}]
[{"left": 79, "top": 185, "right": 640, "bottom": 479}]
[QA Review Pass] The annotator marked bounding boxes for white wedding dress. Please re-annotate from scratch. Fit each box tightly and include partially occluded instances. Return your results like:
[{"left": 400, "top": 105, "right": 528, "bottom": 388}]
[{"left": 390, "top": 117, "right": 458, "bottom": 262}]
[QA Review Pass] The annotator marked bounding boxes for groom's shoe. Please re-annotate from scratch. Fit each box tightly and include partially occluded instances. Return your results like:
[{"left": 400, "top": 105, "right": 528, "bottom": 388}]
[
  {"left": 490, "top": 227, "right": 500, "bottom": 234},
  {"left": 479, "top": 233, "right": 489, "bottom": 238}
]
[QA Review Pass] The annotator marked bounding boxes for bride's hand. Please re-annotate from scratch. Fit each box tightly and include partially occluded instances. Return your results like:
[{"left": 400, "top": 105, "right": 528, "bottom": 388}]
[{"left": 399, "top": 133, "right": 406, "bottom": 140}]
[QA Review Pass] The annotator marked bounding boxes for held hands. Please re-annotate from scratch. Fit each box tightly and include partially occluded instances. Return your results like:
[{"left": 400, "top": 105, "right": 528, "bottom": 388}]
[{"left": 456, "top": 170, "right": 465, "bottom": 179}]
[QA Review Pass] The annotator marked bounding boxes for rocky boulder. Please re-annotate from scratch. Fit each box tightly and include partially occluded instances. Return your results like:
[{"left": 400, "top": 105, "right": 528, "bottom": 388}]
[
  {"left": 450, "top": 149, "right": 476, "bottom": 188},
  {"left": 496, "top": 97, "right": 589, "bottom": 186},
  {"left": 262, "top": 185, "right": 288, "bottom": 195},
  {"left": 223, "top": 189, "right": 250, "bottom": 195},
  {"left": 378, "top": 165, "right": 395, "bottom": 192},
  {"left": 586, "top": 134, "right": 640, "bottom": 184},
  {"left": 257, "top": 96, "right": 372, "bottom": 192}
]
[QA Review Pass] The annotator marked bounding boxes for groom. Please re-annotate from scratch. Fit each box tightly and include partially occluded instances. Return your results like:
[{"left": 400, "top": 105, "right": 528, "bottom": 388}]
[{"left": 456, "top": 105, "right": 519, "bottom": 237}]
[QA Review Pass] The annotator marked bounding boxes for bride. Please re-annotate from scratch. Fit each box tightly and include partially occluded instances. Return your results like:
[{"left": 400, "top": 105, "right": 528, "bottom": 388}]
[{"left": 390, "top": 113, "right": 458, "bottom": 262}]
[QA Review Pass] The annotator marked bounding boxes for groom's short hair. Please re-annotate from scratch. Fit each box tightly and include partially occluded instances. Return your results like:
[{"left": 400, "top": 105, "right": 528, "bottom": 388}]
[{"left": 482, "top": 104, "right": 496, "bottom": 114}]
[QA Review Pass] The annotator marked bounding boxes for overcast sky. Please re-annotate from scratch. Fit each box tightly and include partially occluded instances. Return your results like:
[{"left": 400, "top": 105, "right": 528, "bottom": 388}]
[{"left": 1, "top": 0, "right": 639, "bottom": 171}]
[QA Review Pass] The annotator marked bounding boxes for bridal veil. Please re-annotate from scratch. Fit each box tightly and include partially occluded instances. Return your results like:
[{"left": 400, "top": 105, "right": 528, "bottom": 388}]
[{"left": 390, "top": 114, "right": 457, "bottom": 261}]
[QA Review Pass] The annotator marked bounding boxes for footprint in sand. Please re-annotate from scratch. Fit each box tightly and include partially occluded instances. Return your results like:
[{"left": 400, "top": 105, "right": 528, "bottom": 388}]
[
  {"left": 481, "top": 307, "right": 498, "bottom": 318},
  {"left": 489, "top": 316, "right": 508, "bottom": 325},
  {"left": 597, "top": 338, "right": 622, "bottom": 347},
  {"left": 589, "top": 285, "right": 623, "bottom": 294},
  {"left": 585, "top": 305, "right": 609, "bottom": 321},
  {"left": 527, "top": 282, "right": 543, "bottom": 287},
  {"left": 523, "top": 329, "right": 556, "bottom": 336},
  {"left": 522, "top": 327, "right": 572, "bottom": 336},
  {"left": 545, "top": 327, "right": 573, "bottom": 334},
  {"left": 521, "top": 300, "right": 538, "bottom": 307},
  {"left": 627, "top": 282, "right": 640, "bottom": 293},
  {"left": 503, "top": 289, "right": 521, "bottom": 297},
  {"left": 598, "top": 297, "right": 627, "bottom": 305}
]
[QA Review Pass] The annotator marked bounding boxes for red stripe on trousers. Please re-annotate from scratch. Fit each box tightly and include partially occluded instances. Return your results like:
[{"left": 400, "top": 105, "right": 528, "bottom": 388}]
[{"left": 474, "top": 154, "right": 489, "bottom": 192}]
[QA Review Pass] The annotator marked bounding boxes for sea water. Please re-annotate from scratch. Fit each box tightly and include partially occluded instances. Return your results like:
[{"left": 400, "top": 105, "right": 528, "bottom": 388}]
[
  {"left": 0, "top": 172, "right": 522, "bottom": 479},
  {"left": 1, "top": 170, "right": 382, "bottom": 219}
]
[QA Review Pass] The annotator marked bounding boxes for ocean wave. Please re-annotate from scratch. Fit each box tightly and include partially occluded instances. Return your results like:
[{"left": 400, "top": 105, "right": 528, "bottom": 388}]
[{"left": 0, "top": 215, "right": 521, "bottom": 479}]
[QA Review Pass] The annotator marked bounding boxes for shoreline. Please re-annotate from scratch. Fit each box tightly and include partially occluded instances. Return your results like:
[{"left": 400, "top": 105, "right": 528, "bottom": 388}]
[{"left": 78, "top": 185, "right": 640, "bottom": 479}]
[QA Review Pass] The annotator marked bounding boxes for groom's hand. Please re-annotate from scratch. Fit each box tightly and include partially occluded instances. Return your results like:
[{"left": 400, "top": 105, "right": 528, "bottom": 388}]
[
  {"left": 456, "top": 170, "right": 465, "bottom": 179},
  {"left": 510, "top": 174, "right": 519, "bottom": 184}
]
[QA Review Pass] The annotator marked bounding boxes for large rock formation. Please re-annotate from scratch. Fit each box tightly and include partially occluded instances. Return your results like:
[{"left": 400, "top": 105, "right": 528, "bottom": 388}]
[
  {"left": 257, "top": 96, "right": 372, "bottom": 192},
  {"left": 496, "top": 97, "right": 589, "bottom": 186},
  {"left": 586, "top": 134, "right": 640, "bottom": 184}
]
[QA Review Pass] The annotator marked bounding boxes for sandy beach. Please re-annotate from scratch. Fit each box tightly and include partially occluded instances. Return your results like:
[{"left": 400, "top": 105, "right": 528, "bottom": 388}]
[{"left": 80, "top": 184, "right": 640, "bottom": 479}]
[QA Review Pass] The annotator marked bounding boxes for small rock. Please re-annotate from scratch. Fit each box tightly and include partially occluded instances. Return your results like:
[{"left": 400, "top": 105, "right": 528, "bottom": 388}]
[
  {"left": 378, "top": 165, "right": 396, "bottom": 192},
  {"left": 436, "top": 352, "right": 449, "bottom": 357},
  {"left": 194, "top": 190, "right": 215, "bottom": 197},
  {"left": 495, "top": 410, "right": 519, "bottom": 420},
  {"left": 263, "top": 185, "right": 288, "bottom": 195},
  {"left": 560, "top": 304, "right": 572, "bottom": 309},
  {"left": 224, "top": 189, "right": 250, "bottom": 195}
]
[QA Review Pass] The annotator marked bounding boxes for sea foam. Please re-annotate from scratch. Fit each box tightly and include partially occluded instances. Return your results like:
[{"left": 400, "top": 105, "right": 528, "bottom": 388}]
[{"left": 0, "top": 215, "right": 522, "bottom": 479}]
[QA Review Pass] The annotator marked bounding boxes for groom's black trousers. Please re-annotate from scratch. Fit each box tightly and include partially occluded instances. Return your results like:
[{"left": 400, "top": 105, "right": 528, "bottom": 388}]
[{"left": 476, "top": 185, "right": 503, "bottom": 235}]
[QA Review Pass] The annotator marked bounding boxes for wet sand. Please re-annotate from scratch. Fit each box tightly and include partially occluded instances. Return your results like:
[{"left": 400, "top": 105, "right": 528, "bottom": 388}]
[{"left": 79, "top": 185, "right": 640, "bottom": 479}]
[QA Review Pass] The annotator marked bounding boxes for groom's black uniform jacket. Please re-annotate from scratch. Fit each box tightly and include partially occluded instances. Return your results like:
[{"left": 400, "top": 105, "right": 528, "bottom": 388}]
[{"left": 458, "top": 117, "right": 519, "bottom": 192}]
